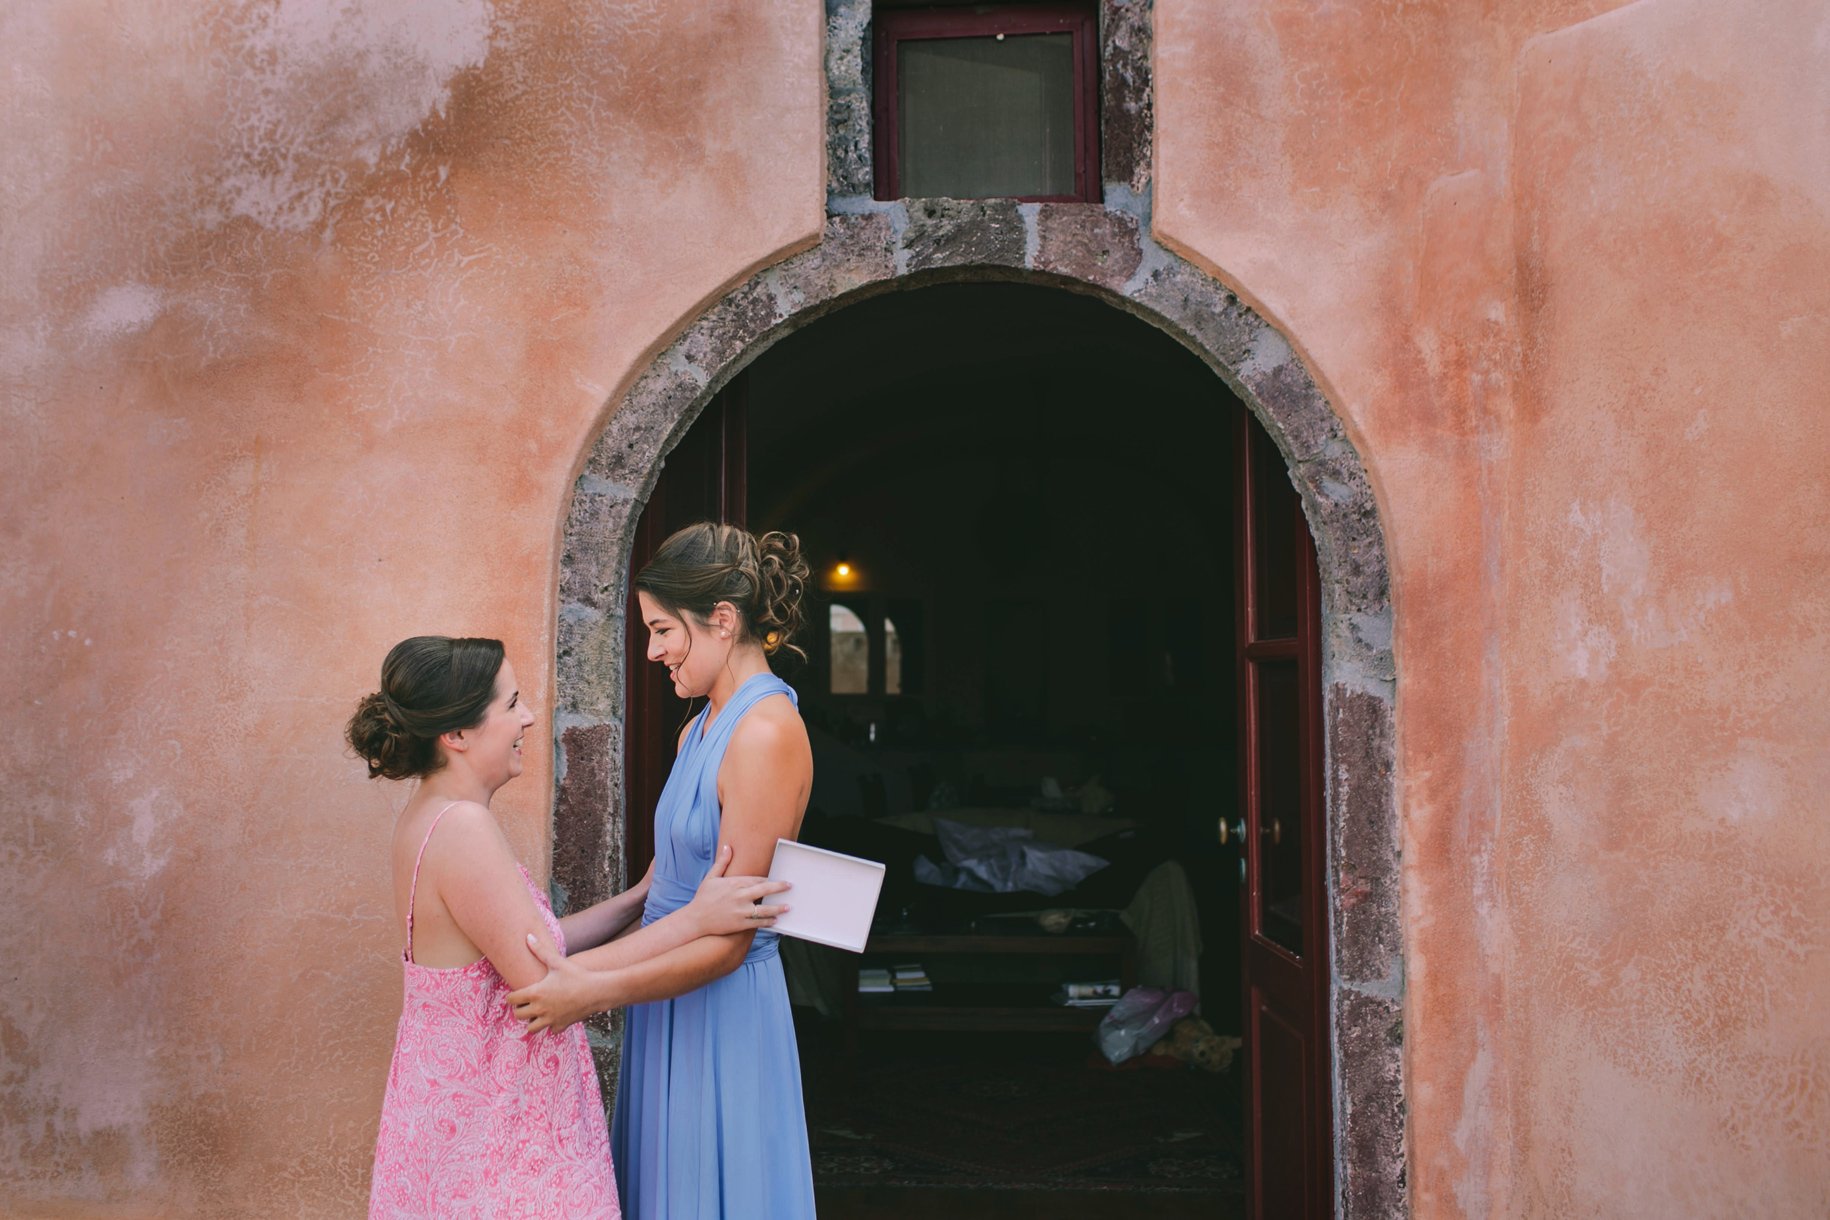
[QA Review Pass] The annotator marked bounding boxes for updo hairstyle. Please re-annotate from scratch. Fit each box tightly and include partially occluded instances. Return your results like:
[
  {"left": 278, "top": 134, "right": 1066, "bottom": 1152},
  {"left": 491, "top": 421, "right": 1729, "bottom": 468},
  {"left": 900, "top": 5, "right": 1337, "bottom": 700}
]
[
  {"left": 635, "top": 523, "right": 810, "bottom": 663},
  {"left": 345, "top": 636, "right": 506, "bottom": 780}
]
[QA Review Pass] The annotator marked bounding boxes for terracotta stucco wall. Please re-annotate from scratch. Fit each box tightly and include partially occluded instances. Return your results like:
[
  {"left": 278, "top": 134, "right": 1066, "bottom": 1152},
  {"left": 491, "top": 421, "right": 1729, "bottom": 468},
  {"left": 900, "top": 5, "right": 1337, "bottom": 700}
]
[
  {"left": 1157, "top": 0, "right": 1829, "bottom": 1215},
  {"left": 0, "top": 2, "right": 822, "bottom": 1214},
  {"left": 5, "top": 0, "right": 1827, "bottom": 1215}
]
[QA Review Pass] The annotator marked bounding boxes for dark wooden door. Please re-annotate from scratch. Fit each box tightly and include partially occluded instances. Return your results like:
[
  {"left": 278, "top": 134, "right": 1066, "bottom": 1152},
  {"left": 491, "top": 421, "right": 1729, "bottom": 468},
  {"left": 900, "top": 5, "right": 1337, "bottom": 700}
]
[
  {"left": 1232, "top": 410, "right": 1333, "bottom": 1219},
  {"left": 622, "top": 376, "right": 747, "bottom": 877}
]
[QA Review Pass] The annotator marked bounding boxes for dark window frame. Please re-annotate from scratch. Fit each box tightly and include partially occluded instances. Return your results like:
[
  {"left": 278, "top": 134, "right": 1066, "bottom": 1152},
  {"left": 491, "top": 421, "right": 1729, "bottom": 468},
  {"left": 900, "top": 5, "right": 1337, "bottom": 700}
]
[{"left": 872, "top": 3, "right": 1101, "bottom": 204}]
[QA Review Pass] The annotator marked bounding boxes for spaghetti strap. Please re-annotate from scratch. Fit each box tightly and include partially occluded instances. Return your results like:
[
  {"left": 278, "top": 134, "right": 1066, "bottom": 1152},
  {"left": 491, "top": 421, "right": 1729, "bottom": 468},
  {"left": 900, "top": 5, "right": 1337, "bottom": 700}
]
[{"left": 405, "top": 801, "right": 462, "bottom": 964}]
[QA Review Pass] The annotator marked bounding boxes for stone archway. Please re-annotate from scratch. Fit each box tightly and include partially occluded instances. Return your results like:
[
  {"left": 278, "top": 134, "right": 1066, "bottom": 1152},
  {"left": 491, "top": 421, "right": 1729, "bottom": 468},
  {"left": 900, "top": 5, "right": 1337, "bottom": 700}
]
[{"left": 551, "top": 200, "right": 1404, "bottom": 1218}]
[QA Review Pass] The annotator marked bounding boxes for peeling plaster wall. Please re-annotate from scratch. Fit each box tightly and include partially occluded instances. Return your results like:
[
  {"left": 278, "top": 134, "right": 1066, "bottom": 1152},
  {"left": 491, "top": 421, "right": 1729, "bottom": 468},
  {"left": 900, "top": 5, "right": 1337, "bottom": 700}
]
[
  {"left": 0, "top": 1, "right": 823, "bottom": 1214},
  {"left": 1157, "top": 0, "right": 1829, "bottom": 1215},
  {"left": 1504, "top": 1, "right": 1830, "bottom": 1214},
  {"left": 4, "top": 0, "right": 1827, "bottom": 1215}
]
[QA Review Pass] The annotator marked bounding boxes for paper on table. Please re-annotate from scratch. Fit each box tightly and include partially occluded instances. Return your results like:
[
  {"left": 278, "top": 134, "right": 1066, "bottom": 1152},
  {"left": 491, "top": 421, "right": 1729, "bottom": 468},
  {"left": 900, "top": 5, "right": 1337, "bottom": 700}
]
[{"left": 765, "top": 838, "right": 887, "bottom": 954}]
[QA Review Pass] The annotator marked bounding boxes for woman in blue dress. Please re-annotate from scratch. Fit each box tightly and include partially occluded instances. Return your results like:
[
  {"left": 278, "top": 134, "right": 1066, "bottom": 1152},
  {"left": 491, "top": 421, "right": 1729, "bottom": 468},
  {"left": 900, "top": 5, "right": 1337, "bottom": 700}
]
[{"left": 508, "top": 522, "right": 817, "bottom": 1220}]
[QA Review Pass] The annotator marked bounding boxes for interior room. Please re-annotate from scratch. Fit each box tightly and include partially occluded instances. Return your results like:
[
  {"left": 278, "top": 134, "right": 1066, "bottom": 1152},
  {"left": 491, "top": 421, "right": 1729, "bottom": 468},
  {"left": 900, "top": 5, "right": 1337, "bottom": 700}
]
[{"left": 735, "top": 281, "right": 1252, "bottom": 1212}]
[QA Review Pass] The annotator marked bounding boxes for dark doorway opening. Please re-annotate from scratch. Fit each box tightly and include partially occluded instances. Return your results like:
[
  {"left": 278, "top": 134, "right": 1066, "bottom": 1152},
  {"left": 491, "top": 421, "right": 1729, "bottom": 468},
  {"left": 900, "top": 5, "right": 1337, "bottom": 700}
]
[{"left": 623, "top": 281, "right": 1333, "bottom": 1216}]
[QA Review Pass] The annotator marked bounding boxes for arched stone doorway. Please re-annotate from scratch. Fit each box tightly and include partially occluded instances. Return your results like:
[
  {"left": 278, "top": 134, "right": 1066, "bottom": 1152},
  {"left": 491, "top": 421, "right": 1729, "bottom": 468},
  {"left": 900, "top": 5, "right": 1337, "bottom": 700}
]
[{"left": 551, "top": 202, "right": 1404, "bottom": 1217}]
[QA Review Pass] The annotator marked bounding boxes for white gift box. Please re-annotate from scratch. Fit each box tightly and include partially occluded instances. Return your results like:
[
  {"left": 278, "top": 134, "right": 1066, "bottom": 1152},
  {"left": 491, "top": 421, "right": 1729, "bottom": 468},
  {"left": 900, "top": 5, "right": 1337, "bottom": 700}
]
[{"left": 765, "top": 838, "right": 886, "bottom": 954}]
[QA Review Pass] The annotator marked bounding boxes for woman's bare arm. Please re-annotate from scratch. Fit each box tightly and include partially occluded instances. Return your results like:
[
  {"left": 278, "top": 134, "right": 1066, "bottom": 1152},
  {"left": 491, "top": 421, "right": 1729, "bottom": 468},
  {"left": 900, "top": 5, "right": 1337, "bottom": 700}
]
[
  {"left": 422, "top": 803, "right": 564, "bottom": 993},
  {"left": 505, "top": 697, "right": 811, "bottom": 1030},
  {"left": 561, "top": 845, "right": 789, "bottom": 971},
  {"left": 556, "top": 859, "right": 655, "bottom": 953}
]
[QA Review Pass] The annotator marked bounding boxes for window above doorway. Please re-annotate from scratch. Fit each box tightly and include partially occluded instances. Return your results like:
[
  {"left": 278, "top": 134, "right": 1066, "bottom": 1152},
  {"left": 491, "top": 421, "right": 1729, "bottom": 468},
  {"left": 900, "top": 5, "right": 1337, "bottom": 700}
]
[{"left": 872, "top": 3, "right": 1100, "bottom": 203}]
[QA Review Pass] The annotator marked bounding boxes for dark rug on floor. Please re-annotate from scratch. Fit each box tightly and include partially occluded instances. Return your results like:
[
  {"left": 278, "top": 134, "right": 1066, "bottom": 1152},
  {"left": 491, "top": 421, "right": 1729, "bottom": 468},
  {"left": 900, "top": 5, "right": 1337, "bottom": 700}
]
[{"left": 801, "top": 1029, "right": 1244, "bottom": 1195}]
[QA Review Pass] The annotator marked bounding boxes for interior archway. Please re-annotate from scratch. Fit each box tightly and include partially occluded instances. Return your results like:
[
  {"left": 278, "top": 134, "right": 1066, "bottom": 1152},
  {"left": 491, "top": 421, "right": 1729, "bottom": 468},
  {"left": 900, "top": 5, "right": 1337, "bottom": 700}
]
[{"left": 552, "top": 207, "right": 1403, "bottom": 1217}]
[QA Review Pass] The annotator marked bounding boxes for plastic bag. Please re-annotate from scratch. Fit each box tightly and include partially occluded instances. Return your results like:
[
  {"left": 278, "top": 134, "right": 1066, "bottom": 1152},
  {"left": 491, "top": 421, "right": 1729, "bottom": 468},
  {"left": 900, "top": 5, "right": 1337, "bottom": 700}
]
[
  {"left": 911, "top": 818, "right": 1109, "bottom": 896},
  {"left": 1094, "top": 986, "right": 1198, "bottom": 1064}
]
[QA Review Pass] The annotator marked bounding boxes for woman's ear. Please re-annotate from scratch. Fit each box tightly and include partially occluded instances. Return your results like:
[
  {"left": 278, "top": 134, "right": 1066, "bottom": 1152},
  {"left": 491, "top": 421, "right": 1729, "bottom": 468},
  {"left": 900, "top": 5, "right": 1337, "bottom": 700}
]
[
  {"left": 712, "top": 601, "right": 739, "bottom": 639},
  {"left": 441, "top": 727, "right": 469, "bottom": 755}
]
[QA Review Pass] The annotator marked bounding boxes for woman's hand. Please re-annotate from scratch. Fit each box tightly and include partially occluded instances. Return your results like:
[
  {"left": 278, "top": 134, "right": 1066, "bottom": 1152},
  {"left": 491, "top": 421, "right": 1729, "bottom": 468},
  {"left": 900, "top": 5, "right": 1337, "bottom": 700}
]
[
  {"left": 688, "top": 843, "right": 791, "bottom": 936},
  {"left": 505, "top": 936, "right": 611, "bottom": 1034}
]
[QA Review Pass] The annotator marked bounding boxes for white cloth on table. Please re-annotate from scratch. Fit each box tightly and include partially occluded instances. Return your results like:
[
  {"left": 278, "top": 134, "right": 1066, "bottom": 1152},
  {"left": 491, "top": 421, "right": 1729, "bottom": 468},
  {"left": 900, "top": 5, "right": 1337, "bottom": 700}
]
[{"left": 1120, "top": 860, "right": 1203, "bottom": 999}]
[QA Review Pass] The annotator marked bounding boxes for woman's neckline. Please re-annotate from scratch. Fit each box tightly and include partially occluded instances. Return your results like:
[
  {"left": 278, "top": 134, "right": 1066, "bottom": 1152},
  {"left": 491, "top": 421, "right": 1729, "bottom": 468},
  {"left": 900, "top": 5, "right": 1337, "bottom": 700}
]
[{"left": 697, "top": 669, "right": 775, "bottom": 740}]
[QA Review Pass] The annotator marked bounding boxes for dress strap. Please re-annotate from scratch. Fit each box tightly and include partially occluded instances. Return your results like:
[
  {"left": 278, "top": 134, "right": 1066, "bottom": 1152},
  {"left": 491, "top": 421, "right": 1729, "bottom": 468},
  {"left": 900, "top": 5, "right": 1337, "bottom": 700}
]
[
  {"left": 405, "top": 801, "right": 462, "bottom": 963},
  {"left": 700, "top": 673, "right": 796, "bottom": 749}
]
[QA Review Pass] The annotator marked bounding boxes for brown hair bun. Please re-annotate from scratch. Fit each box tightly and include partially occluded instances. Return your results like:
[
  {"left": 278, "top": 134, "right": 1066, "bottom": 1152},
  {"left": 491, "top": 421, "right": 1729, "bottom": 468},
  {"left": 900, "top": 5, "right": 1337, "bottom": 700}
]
[
  {"left": 344, "top": 636, "right": 505, "bottom": 780},
  {"left": 635, "top": 523, "right": 810, "bottom": 664}
]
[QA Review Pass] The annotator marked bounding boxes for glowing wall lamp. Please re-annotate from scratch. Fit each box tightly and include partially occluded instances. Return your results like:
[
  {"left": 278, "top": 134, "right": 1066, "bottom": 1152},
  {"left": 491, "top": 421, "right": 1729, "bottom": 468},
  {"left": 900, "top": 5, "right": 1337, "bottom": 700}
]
[{"left": 826, "top": 555, "right": 861, "bottom": 591}]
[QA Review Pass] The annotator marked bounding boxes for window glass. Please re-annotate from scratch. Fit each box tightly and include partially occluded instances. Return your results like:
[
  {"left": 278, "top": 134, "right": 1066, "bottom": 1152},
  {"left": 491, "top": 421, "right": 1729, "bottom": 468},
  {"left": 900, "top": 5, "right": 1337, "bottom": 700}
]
[
  {"left": 884, "top": 616, "right": 902, "bottom": 695},
  {"left": 1254, "top": 659, "right": 1304, "bottom": 957},
  {"left": 898, "top": 33, "right": 1076, "bottom": 199},
  {"left": 830, "top": 604, "right": 869, "bottom": 695},
  {"left": 1251, "top": 428, "right": 1300, "bottom": 640}
]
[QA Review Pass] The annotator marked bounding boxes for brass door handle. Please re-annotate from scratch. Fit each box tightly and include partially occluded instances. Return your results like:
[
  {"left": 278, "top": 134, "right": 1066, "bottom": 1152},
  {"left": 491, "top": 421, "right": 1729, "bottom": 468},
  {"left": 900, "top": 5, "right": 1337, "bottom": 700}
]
[
  {"left": 1263, "top": 818, "right": 1283, "bottom": 846},
  {"left": 1217, "top": 818, "right": 1246, "bottom": 846}
]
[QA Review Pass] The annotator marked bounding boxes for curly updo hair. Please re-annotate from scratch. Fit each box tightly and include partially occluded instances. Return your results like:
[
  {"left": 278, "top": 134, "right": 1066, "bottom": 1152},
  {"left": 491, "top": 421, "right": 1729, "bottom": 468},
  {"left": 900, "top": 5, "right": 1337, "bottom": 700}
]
[
  {"left": 345, "top": 636, "right": 506, "bottom": 780},
  {"left": 635, "top": 523, "right": 810, "bottom": 664}
]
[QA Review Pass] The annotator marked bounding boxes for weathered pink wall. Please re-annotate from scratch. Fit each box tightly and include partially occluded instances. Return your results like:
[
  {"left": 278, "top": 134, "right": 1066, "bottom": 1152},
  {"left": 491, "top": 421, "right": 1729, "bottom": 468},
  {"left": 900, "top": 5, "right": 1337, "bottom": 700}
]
[
  {"left": 5, "top": 0, "right": 1827, "bottom": 1215},
  {"left": 1157, "top": 0, "right": 1829, "bottom": 1215},
  {"left": 0, "top": 1, "right": 822, "bottom": 1215}
]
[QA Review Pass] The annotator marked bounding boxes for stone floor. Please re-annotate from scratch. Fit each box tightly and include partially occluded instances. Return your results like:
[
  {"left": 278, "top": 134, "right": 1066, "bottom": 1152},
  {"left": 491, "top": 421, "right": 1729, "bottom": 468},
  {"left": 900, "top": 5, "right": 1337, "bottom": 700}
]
[{"left": 799, "top": 1020, "right": 1244, "bottom": 1217}]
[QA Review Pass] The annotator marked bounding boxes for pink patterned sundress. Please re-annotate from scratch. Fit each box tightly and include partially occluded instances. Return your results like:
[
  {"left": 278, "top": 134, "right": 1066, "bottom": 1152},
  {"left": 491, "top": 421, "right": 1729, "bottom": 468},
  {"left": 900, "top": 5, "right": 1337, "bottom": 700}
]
[{"left": 369, "top": 802, "right": 620, "bottom": 1218}]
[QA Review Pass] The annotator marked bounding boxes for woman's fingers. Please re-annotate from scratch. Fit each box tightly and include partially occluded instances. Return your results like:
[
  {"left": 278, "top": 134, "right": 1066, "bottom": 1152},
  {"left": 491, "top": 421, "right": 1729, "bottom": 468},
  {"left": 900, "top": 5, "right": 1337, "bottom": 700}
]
[
  {"left": 740, "top": 879, "right": 791, "bottom": 901},
  {"left": 750, "top": 902, "right": 789, "bottom": 921},
  {"left": 706, "top": 843, "right": 735, "bottom": 879}
]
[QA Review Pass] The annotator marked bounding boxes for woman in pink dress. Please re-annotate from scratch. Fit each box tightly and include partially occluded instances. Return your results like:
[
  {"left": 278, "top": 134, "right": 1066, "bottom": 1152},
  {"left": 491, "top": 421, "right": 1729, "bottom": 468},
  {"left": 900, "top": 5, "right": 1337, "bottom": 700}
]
[{"left": 348, "top": 635, "right": 787, "bottom": 1219}]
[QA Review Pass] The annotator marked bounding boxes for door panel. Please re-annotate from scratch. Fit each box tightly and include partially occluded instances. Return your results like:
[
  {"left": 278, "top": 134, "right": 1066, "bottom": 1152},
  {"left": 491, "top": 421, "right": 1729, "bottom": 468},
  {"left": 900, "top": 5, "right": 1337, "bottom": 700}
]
[
  {"left": 623, "top": 377, "right": 747, "bottom": 879},
  {"left": 1252, "top": 657, "right": 1304, "bottom": 957},
  {"left": 1234, "top": 411, "right": 1332, "bottom": 1219},
  {"left": 1253, "top": 995, "right": 1311, "bottom": 1220}
]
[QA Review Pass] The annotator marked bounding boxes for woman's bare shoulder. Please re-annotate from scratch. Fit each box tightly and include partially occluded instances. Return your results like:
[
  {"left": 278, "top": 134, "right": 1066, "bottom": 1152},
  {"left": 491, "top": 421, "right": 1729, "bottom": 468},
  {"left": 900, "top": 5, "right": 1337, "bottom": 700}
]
[
  {"left": 727, "top": 693, "right": 810, "bottom": 762},
  {"left": 398, "top": 799, "right": 502, "bottom": 860}
]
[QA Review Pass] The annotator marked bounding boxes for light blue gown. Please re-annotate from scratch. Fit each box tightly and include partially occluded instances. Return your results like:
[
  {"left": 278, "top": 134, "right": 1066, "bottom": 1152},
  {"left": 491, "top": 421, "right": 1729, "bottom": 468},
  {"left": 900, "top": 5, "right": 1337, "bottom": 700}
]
[{"left": 612, "top": 672, "right": 817, "bottom": 1219}]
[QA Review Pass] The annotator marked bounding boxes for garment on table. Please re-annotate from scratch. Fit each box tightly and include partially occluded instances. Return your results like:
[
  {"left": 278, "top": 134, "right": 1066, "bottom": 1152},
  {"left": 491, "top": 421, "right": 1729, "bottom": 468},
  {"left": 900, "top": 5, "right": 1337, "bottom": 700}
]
[
  {"left": 1120, "top": 859, "right": 1204, "bottom": 999},
  {"left": 614, "top": 672, "right": 816, "bottom": 1220},
  {"left": 370, "top": 802, "right": 620, "bottom": 1219}
]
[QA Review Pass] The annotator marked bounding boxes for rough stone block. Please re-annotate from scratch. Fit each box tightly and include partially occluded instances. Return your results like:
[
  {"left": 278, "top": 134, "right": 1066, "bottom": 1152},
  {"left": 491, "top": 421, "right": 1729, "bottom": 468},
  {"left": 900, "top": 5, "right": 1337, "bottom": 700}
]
[
  {"left": 1131, "top": 260, "right": 1256, "bottom": 369},
  {"left": 586, "top": 1011, "right": 625, "bottom": 1126},
  {"left": 1243, "top": 357, "right": 1342, "bottom": 463},
  {"left": 1324, "top": 610, "right": 1397, "bottom": 686},
  {"left": 825, "top": 0, "right": 870, "bottom": 91},
  {"left": 1328, "top": 684, "right": 1400, "bottom": 986},
  {"left": 677, "top": 275, "right": 784, "bottom": 378},
  {"left": 1336, "top": 987, "right": 1408, "bottom": 1219},
  {"left": 585, "top": 363, "right": 702, "bottom": 490},
  {"left": 825, "top": 92, "right": 873, "bottom": 200},
  {"left": 1294, "top": 452, "right": 1390, "bottom": 616},
  {"left": 1099, "top": 0, "right": 1153, "bottom": 193},
  {"left": 779, "top": 213, "right": 898, "bottom": 312},
  {"left": 902, "top": 198, "right": 1025, "bottom": 272},
  {"left": 558, "top": 488, "right": 638, "bottom": 611},
  {"left": 555, "top": 605, "right": 625, "bottom": 725},
  {"left": 1033, "top": 204, "right": 1143, "bottom": 291},
  {"left": 553, "top": 720, "right": 623, "bottom": 911}
]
